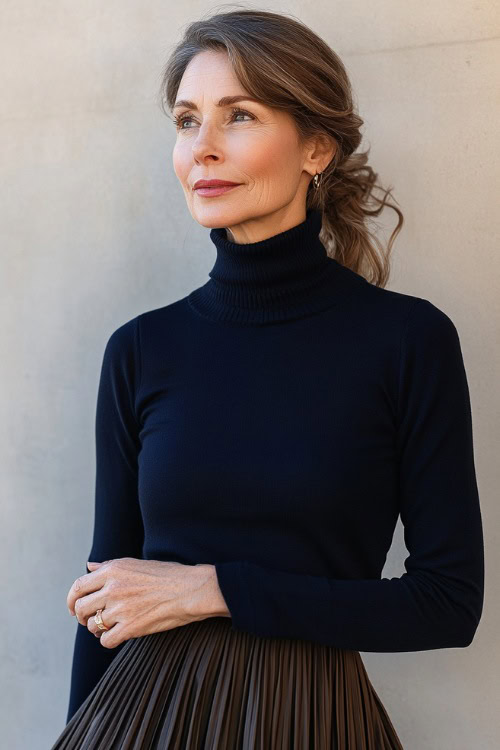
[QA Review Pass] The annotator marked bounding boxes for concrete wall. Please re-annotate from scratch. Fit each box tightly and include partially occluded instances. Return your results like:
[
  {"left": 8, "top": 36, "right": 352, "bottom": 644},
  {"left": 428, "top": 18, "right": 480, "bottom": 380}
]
[{"left": 2, "top": 2, "right": 498, "bottom": 747}]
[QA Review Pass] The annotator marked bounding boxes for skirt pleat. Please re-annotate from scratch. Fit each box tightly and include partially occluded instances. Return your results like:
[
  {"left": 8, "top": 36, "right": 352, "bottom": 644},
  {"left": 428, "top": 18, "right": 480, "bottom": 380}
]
[{"left": 51, "top": 615, "right": 404, "bottom": 749}]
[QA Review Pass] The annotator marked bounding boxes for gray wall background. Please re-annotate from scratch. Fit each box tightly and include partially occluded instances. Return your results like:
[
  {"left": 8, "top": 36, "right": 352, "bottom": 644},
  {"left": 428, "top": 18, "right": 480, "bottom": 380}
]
[{"left": 2, "top": 2, "right": 499, "bottom": 748}]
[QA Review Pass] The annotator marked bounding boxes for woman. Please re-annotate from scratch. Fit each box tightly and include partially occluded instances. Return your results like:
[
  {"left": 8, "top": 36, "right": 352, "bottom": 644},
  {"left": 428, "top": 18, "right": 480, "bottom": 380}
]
[{"left": 52, "top": 8, "right": 484, "bottom": 749}]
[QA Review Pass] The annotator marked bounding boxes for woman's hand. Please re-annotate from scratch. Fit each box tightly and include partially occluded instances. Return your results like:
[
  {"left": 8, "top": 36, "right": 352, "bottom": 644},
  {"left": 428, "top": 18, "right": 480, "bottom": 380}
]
[{"left": 66, "top": 558, "right": 229, "bottom": 649}]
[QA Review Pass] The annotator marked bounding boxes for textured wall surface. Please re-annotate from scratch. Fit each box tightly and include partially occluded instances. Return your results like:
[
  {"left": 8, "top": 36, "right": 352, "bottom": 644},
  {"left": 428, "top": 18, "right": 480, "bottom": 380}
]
[{"left": 1, "top": 2, "right": 498, "bottom": 748}]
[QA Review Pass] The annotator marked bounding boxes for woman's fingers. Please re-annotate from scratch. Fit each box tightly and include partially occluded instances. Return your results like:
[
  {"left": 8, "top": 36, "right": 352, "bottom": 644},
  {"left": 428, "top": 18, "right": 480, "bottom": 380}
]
[
  {"left": 94, "top": 620, "right": 129, "bottom": 649},
  {"left": 67, "top": 564, "right": 109, "bottom": 615},
  {"left": 67, "top": 574, "right": 93, "bottom": 615},
  {"left": 74, "top": 590, "right": 108, "bottom": 627},
  {"left": 87, "top": 609, "right": 115, "bottom": 638},
  {"left": 85, "top": 608, "right": 127, "bottom": 648}
]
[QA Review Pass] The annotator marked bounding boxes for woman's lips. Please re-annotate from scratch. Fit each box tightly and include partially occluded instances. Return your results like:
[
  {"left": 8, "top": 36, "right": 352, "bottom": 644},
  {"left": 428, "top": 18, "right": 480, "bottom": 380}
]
[{"left": 194, "top": 184, "right": 241, "bottom": 197}]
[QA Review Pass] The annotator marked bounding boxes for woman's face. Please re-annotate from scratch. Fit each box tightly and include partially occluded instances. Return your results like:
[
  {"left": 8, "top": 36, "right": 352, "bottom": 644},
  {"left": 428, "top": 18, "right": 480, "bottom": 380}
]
[{"left": 172, "top": 50, "right": 325, "bottom": 243}]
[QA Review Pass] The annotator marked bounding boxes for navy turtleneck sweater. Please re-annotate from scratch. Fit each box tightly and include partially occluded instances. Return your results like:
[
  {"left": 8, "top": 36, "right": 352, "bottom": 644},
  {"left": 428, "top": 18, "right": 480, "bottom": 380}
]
[{"left": 66, "top": 208, "right": 484, "bottom": 722}]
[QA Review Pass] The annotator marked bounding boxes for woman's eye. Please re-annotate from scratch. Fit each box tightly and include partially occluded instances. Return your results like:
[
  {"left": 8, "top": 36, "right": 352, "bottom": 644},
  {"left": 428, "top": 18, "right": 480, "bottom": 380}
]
[{"left": 174, "top": 109, "right": 254, "bottom": 131}]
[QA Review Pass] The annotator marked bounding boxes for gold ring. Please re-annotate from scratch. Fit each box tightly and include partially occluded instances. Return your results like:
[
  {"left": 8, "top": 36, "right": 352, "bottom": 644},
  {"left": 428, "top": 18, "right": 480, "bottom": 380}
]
[{"left": 94, "top": 609, "right": 109, "bottom": 631}]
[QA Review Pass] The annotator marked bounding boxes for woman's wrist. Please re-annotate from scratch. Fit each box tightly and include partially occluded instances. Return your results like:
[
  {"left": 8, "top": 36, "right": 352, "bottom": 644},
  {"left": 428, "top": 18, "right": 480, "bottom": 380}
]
[{"left": 187, "top": 564, "right": 231, "bottom": 620}]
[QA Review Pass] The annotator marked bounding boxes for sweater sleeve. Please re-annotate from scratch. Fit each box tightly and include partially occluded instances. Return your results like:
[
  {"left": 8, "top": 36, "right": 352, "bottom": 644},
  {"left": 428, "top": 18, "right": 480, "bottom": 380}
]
[
  {"left": 66, "top": 316, "right": 145, "bottom": 723},
  {"left": 214, "top": 298, "right": 485, "bottom": 652}
]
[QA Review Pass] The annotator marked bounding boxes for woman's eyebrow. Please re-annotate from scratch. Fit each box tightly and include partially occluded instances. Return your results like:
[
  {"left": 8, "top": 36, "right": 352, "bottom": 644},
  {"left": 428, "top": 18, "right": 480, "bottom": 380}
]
[{"left": 173, "top": 95, "right": 263, "bottom": 111}]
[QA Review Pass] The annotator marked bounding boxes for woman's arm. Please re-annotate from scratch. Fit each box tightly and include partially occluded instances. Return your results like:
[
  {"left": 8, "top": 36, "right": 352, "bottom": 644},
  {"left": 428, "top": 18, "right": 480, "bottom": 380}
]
[
  {"left": 214, "top": 300, "right": 485, "bottom": 652},
  {"left": 66, "top": 316, "right": 144, "bottom": 723}
]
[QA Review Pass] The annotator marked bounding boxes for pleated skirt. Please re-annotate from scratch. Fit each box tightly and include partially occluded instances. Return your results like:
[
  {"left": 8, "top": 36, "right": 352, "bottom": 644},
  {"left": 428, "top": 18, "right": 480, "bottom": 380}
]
[{"left": 51, "top": 615, "right": 404, "bottom": 749}]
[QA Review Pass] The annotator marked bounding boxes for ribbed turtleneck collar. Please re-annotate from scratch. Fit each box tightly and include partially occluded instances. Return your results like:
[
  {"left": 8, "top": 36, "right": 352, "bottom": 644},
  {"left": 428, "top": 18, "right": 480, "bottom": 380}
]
[{"left": 187, "top": 208, "right": 342, "bottom": 326}]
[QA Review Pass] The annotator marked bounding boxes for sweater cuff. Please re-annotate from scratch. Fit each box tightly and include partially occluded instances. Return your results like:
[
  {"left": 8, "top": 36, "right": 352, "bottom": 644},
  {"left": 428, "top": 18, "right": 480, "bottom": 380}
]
[{"left": 213, "top": 561, "right": 257, "bottom": 634}]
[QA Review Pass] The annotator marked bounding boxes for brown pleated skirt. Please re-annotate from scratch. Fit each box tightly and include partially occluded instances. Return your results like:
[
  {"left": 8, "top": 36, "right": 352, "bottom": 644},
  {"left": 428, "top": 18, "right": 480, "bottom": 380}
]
[{"left": 51, "top": 615, "right": 404, "bottom": 749}]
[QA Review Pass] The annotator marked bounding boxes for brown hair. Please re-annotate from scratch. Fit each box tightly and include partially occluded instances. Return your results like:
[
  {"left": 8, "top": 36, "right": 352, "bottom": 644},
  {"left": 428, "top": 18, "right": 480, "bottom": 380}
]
[{"left": 156, "top": 5, "right": 404, "bottom": 287}]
